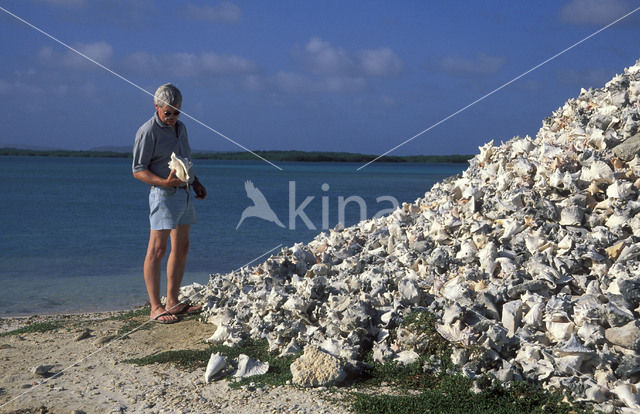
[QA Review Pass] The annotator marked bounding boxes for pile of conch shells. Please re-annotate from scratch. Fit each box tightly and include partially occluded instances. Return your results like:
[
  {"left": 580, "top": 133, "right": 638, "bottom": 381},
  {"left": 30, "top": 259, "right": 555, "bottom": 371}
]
[{"left": 183, "top": 59, "right": 640, "bottom": 412}]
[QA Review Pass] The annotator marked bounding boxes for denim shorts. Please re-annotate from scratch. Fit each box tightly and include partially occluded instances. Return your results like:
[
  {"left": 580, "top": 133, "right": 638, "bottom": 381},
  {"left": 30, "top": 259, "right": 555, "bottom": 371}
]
[{"left": 149, "top": 186, "right": 197, "bottom": 230}]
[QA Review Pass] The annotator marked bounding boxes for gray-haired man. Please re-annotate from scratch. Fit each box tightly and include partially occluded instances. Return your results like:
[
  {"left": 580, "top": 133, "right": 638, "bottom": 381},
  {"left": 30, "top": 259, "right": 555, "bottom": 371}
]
[{"left": 132, "top": 83, "right": 206, "bottom": 323}]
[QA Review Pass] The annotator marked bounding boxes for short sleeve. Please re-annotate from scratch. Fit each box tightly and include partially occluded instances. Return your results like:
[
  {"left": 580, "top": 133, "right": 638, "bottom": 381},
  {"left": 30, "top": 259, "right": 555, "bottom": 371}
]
[{"left": 132, "top": 125, "right": 154, "bottom": 173}]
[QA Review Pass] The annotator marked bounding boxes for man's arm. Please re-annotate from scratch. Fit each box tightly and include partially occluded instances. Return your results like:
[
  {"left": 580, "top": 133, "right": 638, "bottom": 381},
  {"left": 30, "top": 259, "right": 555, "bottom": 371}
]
[
  {"left": 192, "top": 176, "right": 207, "bottom": 199},
  {"left": 133, "top": 169, "right": 184, "bottom": 187}
]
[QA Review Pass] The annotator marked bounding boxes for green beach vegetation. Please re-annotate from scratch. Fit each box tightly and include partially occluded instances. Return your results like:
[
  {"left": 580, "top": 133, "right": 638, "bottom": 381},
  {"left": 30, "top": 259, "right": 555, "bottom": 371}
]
[
  {"left": 124, "top": 309, "right": 595, "bottom": 414},
  {"left": 0, "top": 320, "right": 63, "bottom": 337},
  {"left": 0, "top": 147, "right": 472, "bottom": 163}
]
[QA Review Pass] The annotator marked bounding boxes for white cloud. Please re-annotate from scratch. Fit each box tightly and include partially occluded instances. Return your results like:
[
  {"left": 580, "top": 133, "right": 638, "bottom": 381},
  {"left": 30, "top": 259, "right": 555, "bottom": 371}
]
[
  {"left": 184, "top": 2, "right": 242, "bottom": 23},
  {"left": 556, "top": 68, "right": 611, "bottom": 87},
  {"left": 274, "top": 71, "right": 310, "bottom": 93},
  {"left": 303, "top": 37, "right": 354, "bottom": 75},
  {"left": 122, "top": 51, "right": 158, "bottom": 70},
  {"left": 324, "top": 76, "right": 367, "bottom": 92},
  {"left": 560, "top": 0, "right": 633, "bottom": 25},
  {"left": 273, "top": 71, "right": 366, "bottom": 93},
  {"left": 0, "top": 78, "right": 46, "bottom": 96},
  {"left": 123, "top": 51, "right": 257, "bottom": 77},
  {"left": 359, "top": 48, "right": 404, "bottom": 77},
  {"left": 434, "top": 53, "right": 506, "bottom": 76},
  {"left": 79, "top": 42, "right": 114, "bottom": 63},
  {"left": 279, "top": 38, "right": 404, "bottom": 94},
  {"left": 243, "top": 74, "right": 264, "bottom": 91},
  {"left": 38, "top": 41, "right": 114, "bottom": 69},
  {"left": 199, "top": 52, "right": 255, "bottom": 74},
  {"left": 301, "top": 37, "right": 404, "bottom": 78}
]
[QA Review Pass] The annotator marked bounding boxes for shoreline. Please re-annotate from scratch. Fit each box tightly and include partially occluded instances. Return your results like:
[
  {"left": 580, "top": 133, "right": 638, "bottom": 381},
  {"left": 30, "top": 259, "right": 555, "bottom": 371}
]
[
  {"left": 0, "top": 307, "right": 145, "bottom": 334},
  {"left": 0, "top": 298, "right": 151, "bottom": 320}
]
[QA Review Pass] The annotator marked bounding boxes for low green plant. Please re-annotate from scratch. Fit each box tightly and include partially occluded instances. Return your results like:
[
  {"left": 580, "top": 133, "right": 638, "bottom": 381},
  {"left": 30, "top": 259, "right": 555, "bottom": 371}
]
[
  {"left": 401, "top": 310, "right": 452, "bottom": 361},
  {"left": 111, "top": 306, "right": 151, "bottom": 321},
  {"left": 110, "top": 306, "right": 153, "bottom": 336},
  {"left": 350, "top": 375, "right": 595, "bottom": 414},
  {"left": 116, "top": 319, "right": 153, "bottom": 336},
  {"left": 348, "top": 310, "right": 595, "bottom": 414},
  {"left": 0, "top": 320, "right": 63, "bottom": 337}
]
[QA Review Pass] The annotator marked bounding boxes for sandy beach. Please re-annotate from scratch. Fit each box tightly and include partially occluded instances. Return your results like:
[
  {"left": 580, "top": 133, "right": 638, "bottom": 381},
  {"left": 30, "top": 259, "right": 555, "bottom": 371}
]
[{"left": 0, "top": 309, "right": 352, "bottom": 414}]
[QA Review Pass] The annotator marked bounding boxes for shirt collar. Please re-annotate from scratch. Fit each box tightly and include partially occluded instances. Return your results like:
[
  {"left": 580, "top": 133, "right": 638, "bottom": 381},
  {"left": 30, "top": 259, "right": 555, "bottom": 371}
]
[{"left": 153, "top": 112, "right": 181, "bottom": 129}]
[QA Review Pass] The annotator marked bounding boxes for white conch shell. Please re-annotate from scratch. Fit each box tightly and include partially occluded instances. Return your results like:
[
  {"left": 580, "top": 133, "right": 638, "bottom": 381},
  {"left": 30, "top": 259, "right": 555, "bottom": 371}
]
[
  {"left": 168, "top": 152, "right": 192, "bottom": 183},
  {"left": 205, "top": 352, "right": 227, "bottom": 383},
  {"left": 394, "top": 350, "right": 419, "bottom": 365},
  {"left": 558, "top": 206, "right": 584, "bottom": 226},
  {"left": 555, "top": 334, "right": 594, "bottom": 357},
  {"left": 523, "top": 302, "right": 544, "bottom": 329},
  {"left": 514, "top": 343, "right": 541, "bottom": 373},
  {"left": 205, "top": 325, "right": 230, "bottom": 344},
  {"left": 233, "top": 354, "right": 269, "bottom": 377},
  {"left": 607, "top": 181, "right": 634, "bottom": 199},
  {"left": 455, "top": 239, "right": 477, "bottom": 262},
  {"left": 580, "top": 160, "right": 614, "bottom": 184},
  {"left": 435, "top": 320, "right": 469, "bottom": 345},
  {"left": 278, "top": 338, "right": 301, "bottom": 357},
  {"left": 614, "top": 382, "right": 640, "bottom": 410}
]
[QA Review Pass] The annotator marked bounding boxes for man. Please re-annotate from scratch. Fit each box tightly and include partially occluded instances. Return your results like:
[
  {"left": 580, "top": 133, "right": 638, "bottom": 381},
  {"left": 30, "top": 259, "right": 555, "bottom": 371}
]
[{"left": 132, "top": 83, "right": 207, "bottom": 323}]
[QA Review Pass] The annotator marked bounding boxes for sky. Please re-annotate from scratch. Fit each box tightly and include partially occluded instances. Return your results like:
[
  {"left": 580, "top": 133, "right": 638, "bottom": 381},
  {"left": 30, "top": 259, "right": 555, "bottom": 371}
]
[{"left": 1, "top": 0, "right": 640, "bottom": 158}]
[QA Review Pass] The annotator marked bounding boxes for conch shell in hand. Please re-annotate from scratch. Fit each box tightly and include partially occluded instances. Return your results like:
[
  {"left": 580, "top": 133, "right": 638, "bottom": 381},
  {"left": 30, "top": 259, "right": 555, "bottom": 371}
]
[{"left": 168, "top": 152, "right": 192, "bottom": 183}]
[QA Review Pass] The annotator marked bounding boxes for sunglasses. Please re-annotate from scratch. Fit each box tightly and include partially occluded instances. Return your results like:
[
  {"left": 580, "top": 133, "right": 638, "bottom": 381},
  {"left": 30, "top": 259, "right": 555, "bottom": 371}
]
[{"left": 163, "top": 110, "right": 180, "bottom": 117}]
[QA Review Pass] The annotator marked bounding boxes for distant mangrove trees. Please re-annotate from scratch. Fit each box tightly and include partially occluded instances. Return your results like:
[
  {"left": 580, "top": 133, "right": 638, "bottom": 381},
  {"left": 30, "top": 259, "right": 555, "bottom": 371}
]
[{"left": 0, "top": 148, "right": 472, "bottom": 163}]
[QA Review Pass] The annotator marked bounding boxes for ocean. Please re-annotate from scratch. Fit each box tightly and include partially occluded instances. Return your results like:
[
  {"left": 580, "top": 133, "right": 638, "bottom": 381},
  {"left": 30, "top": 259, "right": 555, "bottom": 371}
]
[{"left": 0, "top": 156, "right": 466, "bottom": 316}]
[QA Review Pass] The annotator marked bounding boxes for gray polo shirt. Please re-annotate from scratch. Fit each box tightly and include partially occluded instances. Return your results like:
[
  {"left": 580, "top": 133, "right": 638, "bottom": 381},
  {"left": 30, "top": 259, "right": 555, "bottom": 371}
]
[{"left": 132, "top": 112, "right": 194, "bottom": 184}]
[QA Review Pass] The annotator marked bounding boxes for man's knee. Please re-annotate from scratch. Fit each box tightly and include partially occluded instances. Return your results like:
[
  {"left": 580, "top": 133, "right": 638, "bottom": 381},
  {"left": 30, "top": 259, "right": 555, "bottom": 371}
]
[
  {"left": 146, "top": 231, "right": 171, "bottom": 261},
  {"left": 147, "top": 244, "right": 168, "bottom": 261},
  {"left": 174, "top": 239, "right": 190, "bottom": 259},
  {"left": 171, "top": 226, "right": 190, "bottom": 259}
]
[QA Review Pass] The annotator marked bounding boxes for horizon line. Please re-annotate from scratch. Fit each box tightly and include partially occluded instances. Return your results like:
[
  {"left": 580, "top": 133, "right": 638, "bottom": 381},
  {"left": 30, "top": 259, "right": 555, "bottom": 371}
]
[{"left": 0, "top": 146, "right": 474, "bottom": 158}]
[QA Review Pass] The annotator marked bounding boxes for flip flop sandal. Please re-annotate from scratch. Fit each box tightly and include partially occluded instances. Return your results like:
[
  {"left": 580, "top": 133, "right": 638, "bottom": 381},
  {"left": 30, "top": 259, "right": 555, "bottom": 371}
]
[
  {"left": 174, "top": 301, "right": 202, "bottom": 316},
  {"left": 151, "top": 311, "right": 181, "bottom": 324}
]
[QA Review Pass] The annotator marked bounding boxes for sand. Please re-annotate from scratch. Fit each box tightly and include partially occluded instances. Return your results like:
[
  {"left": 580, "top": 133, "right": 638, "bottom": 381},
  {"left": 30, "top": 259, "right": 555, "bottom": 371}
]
[{"left": 0, "top": 309, "right": 352, "bottom": 414}]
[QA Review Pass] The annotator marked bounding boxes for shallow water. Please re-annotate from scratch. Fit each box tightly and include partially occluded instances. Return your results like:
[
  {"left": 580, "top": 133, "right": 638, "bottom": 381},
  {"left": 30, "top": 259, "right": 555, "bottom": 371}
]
[{"left": 0, "top": 156, "right": 465, "bottom": 315}]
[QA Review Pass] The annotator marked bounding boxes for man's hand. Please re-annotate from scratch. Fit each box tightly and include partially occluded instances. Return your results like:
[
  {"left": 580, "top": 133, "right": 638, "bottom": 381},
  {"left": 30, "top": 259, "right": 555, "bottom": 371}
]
[
  {"left": 193, "top": 177, "right": 207, "bottom": 200},
  {"left": 164, "top": 169, "right": 185, "bottom": 187},
  {"left": 133, "top": 169, "right": 183, "bottom": 188}
]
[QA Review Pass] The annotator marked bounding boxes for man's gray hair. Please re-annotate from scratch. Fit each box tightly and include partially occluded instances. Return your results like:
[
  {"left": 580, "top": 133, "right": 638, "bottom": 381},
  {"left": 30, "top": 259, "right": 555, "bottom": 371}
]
[{"left": 154, "top": 83, "right": 182, "bottom": 108}]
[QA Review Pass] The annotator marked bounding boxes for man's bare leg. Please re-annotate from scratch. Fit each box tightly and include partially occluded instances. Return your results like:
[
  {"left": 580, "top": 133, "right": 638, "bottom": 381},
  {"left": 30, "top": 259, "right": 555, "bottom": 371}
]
[
  {"left": 143, "top": 229, "right": 178, "bottom": 322},
  {"left": 165, "top": 224, "right": 193, "bottom": 314}
]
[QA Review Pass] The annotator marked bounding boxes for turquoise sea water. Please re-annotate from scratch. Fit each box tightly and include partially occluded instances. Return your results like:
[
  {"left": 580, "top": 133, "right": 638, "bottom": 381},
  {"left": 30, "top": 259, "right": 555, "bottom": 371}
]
[{"left": 0, "top": 156, "right": 465, "bottom": 316}]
